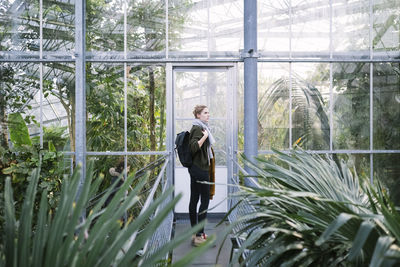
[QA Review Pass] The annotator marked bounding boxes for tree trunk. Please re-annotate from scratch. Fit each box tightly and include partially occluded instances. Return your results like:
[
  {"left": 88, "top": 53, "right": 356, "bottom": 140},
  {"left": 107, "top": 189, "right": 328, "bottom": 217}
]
[
  {"left": 158, "top": 83, "right": 165, "bottom": 150},
  {"left": 149, "top": 67, "right": 156, "bottom": 163},
  {"left": 0, "top": 92, "right": 9, "bottom": 149}
]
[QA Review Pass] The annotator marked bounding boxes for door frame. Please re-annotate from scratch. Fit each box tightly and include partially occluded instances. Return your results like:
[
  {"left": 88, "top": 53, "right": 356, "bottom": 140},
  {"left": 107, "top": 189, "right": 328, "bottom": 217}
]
[{"left": 166, "top": 62, "right": 238, "bottom": 213}]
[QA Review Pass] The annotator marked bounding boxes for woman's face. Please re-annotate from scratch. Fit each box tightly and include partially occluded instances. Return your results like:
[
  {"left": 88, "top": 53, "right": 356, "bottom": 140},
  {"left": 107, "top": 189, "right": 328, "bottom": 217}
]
[{"left": 197, "top": 108, "right": 209, "bottom": 123}]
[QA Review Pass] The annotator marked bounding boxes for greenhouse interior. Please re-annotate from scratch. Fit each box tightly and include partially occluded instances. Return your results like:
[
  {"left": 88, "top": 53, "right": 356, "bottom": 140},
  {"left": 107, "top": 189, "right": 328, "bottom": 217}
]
[{"left": 1, "top": 0, "right": 400, "bottom": 266}]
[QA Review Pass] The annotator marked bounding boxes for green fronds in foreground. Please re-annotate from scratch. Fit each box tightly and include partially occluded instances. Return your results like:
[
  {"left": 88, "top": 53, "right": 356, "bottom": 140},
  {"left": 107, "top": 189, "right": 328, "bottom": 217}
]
[
  {"left": 1, "top": 161, "right": 214, "bottom": 267},
  {"left": 229, "top": 148, "right": 400, "bottom": 266}
]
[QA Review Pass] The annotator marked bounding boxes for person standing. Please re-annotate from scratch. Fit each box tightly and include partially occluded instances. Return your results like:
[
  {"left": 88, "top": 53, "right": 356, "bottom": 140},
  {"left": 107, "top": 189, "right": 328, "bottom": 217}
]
[{"left": 188, "top": 104, "right": 215, "bottom": 246}]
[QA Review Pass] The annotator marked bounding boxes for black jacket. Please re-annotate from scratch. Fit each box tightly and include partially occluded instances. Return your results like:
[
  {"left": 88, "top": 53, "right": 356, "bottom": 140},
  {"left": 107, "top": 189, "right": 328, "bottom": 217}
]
[{"left": 189, "top": 125, "right": 210, "bottom": 171}]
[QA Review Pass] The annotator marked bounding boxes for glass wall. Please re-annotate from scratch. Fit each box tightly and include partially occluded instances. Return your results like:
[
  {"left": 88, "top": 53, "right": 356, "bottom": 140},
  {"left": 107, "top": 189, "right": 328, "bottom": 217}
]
[
  {"left": 1, "top": 0, "right": 399, "bottom": 203},
  {"left": 254, "top": 0, "right": 399, "bottom": 204}
]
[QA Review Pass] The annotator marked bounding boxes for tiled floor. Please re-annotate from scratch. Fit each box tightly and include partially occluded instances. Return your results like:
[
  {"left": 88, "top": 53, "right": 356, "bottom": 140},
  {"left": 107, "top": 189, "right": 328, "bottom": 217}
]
[{"left": 172, "top": 219, "right": 233, "bottom": 266}]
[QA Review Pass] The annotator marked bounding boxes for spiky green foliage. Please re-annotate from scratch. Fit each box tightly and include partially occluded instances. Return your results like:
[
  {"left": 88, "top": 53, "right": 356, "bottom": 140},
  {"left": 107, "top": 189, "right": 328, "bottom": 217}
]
[
  {"left": 1, "top": 161, "right": 214, "bottom": 266},
  {"left": 228, "top": 149, "right": 400, "bottom": 266}
]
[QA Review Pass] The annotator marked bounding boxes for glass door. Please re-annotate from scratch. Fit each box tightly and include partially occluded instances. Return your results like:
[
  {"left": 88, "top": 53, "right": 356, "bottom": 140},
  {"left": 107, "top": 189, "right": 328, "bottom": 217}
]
[{"left": 173, "top": 66, "right": 235, "bottom": 214}]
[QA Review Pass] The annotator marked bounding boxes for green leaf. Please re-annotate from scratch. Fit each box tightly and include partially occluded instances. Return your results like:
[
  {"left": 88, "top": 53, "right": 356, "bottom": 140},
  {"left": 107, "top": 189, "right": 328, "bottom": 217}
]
[
  {"left": 32, "top": 189, "right": 49, "bottom": 267},
  {"left": 4, "top": 178, "right": 16, "bottom": 267},
  {"left": 316, "top": 213, "right": 357, "bottom": 246},
  {"left": 8, "top": 112, "right": 32, "bottom": 147},
  {"left": 370, "top": 236, "right": 395, "bottom": 267},
  {"left": 348, "top": 221, "right": 375, "bottom": 261},
  {"left": 48, "top": 141, "right": 56, "bottom": 152},
  {"left": 17, "top": 167, "right": 41, "bottom": 266}
]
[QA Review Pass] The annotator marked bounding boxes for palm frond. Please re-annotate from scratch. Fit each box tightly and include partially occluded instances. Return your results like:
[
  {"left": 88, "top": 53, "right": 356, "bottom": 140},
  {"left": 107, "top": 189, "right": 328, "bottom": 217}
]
[{"left": 229, "top": 149, "right": 400, "bottom": 266}]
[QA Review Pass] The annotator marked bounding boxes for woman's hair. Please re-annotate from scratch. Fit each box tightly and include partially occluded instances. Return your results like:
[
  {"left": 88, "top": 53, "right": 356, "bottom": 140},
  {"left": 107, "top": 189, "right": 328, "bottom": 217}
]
[{"left": 193, "top": 104, "right": 208, "bottom": 118}]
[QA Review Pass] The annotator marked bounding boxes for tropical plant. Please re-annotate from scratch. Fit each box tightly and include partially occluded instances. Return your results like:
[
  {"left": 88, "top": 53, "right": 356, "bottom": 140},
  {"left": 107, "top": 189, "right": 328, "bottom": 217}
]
[
  {"left": 225, "top": 148, "right": 400, "bottom": 266},
  {"left": 257, "top": 74, "right": 330, "bottom": 150},
  {"left": 1, "top": 160, "right": 215, "bottom": 267},
  {"left": 0, "top": 113, "right": 69, "bottom": 210}
]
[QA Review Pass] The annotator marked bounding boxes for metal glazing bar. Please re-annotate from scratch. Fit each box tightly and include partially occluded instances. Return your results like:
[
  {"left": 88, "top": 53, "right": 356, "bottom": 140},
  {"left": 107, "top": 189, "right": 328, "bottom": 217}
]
[
  {"left": 289, "top": 0, "right": 292, "bottom": 59},
  {"left": 39, "top": 0, "right": 43, "bottom": 148},
  {"left": 124, "top": 0, "right": 128, "bottom": 181},
  {"left": 75, "top": 0, "right": 87, "bottom": 198},
  {"left": 329, "top": 0, "right": 333, "bottom": 60},
  {"left": 257, "top": 58, "right": 400, "bottom": 63},
  {"left": 166, "top": 63, "right": 174, "bottom": 198},
  {"left": 370, "top": 66, "right": 374, "bottom": 184},
  {"left": 165, "top": 0, "right": 169, "bottom": 59},
  {"left": 257, "top": 150, "right": 400, "bottom": 154},
  {"left": 369, "top": 0, "right": 374, "bottom": 183},
  {"left": 289, "top": 63, "right": 292, "bottom": 149},
  {"left": 207, "top": 0, "right": 210, "bottom": 59},
  {"left": 40, "top": 63, "right": 43, "bottom": 148},
  {"left": 3, "top": 57, "right": 400, "bottom": 63},
  {"left": 329, "top": 63, "right": 333, "bottom": 152},
  {"left": 86, "top": 151, "right": 169, "bottom": 156},
  {"left": 232, "top": 63, "right": 239, "bottom": 196},
  {"left": 243, "top": 0, "right": 258, "bottom": 185}
]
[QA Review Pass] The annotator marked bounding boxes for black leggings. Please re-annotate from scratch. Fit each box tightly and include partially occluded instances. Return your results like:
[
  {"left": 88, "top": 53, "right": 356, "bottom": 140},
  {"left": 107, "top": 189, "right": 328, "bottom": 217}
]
[{"left": 189, "top": 176, "right": 210, "bottom": 235}]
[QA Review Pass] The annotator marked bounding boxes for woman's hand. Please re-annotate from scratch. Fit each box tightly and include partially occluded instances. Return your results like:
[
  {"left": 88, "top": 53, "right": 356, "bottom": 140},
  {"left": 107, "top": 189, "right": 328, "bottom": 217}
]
[{"left": 198, "top": 129, "right": 209, "bottom": 148}]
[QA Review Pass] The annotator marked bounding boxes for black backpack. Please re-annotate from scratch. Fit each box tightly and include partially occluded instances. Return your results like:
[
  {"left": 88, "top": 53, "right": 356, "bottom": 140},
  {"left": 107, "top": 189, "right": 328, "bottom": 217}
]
[{"left": 175, "top": 131, "right": 192, "bottom": 167}]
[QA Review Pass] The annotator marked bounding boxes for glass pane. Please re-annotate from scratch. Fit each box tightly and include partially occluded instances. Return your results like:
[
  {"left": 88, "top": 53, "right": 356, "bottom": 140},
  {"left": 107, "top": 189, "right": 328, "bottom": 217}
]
[
  {"left": 169, "top": 0, "right": 208, "bottom": 53},
  {"left": 88, "top": 155, "right": 128, "bottom": 195},
  {"left": 43, "top": 0, "right": 75, "bottom": 52},
  {"left": 373, "top": 0, "right": 400, "bottom": 54},
  {"left": 127, "top": 65, "right": 166, "bottom": 151},
  {"left": 89, "top": 155, "right": 163, "bottom": 195},
  {"left": 373, "top": 63, "right": 400, "bottom": 149},
  {"left": 90, "top": 154, "right": 166, "bottom": 184},
  {"left": 176, "top": 119, "right": 194, "bottom": 135},
  {"left": 42, "top": 62, "right": 75, "bottom": 152},
  {"left": 209, "top": 0, "right": 243, "bottom": 53},
  {"left": 332, "top": 63, "right": 370, "bottom": 150},
  {"left": 374, "top": 154, "right": 400, "bottom": 205},
  {"left": 292, "top": 63, "right": 330, "bottom": 150},
  {"left": 212, "top": 119, "right": 226, "bottom": 166},
  {"left": 175, "top": 70, "right": 227, "bottom": 119},
  {"left": 258, "top": 63, "right": 290, "bottom": 150},
  {"left": 291, "top": 0, "right": 330, "bottom": 54},
  {"left": 86, "top": 0, "right": 124, "bottom": 51},
  {"left": 174, "top": 69, "right": 227, "bottom": 167},
  {"left": 168, "top": 0, "right": 243, "bottom": 57},
  {"left": 211, "top": 119, "right": 226, "bottom": 151},
  {"left": 1, "top": 62, "right": 39, "bottom": 143},
  {"left": 40, "top": 153, "right": 73, "bottom": 208},
  {"left": 208, "top": 72, "right": 227, "bottom": 118},
  {"left": 127, "top": 154, "right": 166, "bottom": 217},
  {"left": 86, "top": 63, "right": 124, "bottom": 151},
  {"left": 127, "top": 0, "right": 166, "bottom": 53},
  {"left": 337, "top": 153, "right": 370, "bottom": 180},
  {"left": 0, "top": 0, "right": 39, "bottom": 52},
  {"left": 258, "top": 0, "right": 290, "bottom": 56},
  {"left": 214, "top": 151, "right": 226, "bottom": 166},
  {"left": 332, "top": 0, "right": 369, "bottom": 54}
]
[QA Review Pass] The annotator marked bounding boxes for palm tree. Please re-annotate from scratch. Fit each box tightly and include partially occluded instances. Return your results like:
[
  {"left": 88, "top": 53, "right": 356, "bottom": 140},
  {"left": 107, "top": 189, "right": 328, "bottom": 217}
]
[
  {"left": 225, "top": 148, "right": 400, "bottom": 266},
  {"left": 258, "top": 74, "right": 330, "bottom": 150}
]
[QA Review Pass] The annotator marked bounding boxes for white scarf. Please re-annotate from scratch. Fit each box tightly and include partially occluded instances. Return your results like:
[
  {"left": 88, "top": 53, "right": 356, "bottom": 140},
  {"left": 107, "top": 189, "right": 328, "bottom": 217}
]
[{"left": 192, "top": 119, "right": 215, "bottom": 163}]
